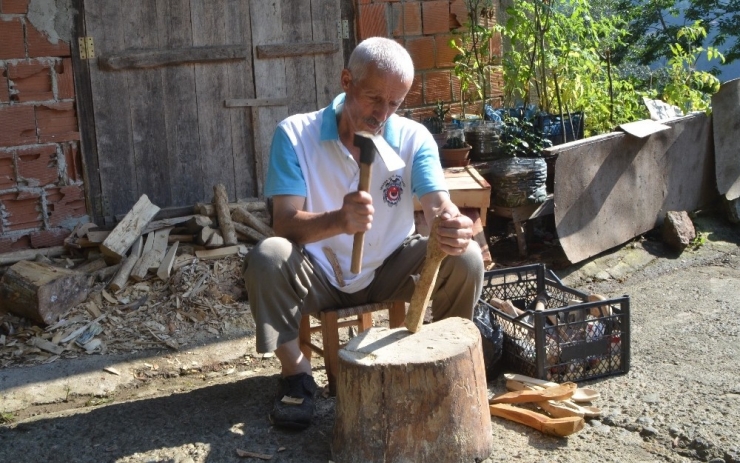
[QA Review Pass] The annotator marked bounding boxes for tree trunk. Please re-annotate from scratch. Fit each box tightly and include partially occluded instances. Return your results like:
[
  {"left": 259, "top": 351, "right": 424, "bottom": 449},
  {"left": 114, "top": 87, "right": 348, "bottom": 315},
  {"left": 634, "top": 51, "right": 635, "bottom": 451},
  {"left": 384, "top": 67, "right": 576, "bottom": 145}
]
[{"left": 333, "top": 317, "right": 493, "bottom": 463}]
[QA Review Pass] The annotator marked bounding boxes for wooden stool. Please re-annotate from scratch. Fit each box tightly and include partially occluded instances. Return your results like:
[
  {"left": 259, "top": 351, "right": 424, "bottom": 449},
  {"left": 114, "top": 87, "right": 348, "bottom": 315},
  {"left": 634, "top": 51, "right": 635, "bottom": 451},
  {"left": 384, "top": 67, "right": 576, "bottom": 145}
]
[
  {"left": 298, "top": 301, "right": 406, "bottom": 395},
  {"left": 332, "top": 317, "right": 493, "bottom": 462}
]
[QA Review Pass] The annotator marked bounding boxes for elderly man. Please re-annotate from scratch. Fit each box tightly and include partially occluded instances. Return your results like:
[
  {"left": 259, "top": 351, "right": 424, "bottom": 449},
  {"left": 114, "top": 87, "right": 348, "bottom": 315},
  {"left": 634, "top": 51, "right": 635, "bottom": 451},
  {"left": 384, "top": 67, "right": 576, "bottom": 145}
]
[{"left": 243, "top": 37, "right": 484, "bottom": 430}]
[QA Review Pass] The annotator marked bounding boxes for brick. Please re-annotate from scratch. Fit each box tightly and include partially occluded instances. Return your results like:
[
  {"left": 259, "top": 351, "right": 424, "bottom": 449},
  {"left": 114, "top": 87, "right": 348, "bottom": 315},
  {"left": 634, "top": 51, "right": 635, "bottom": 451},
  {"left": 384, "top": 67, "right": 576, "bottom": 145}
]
[
  {"left": 7, "top": 61, "right": 54, "bottom": 103},
  {"left": 405, "top": 36, "right": 435, "bottom": 71},
  {"left": 0, "top": 18, "right": 26, "bottom": 60},
  {"left": 0, "top": 190, "right": 42, "bottom": 231},
  {"left": 450, "top": 0, "right": 469, "bottom": 30},
  {"left": 0, "top": 105, "right": 37, "bottom": 147},
  {"left": 491, "top": 31, "right": 503, "bottom": 57},
  {"left": 1, "top": 0, "right": 29, "bottom": 14},
  {"left": 404, "top": 74, "right": 423, "bottom": 108},
  {"left": 35, "top": 102, "right": 80, "bottom": 143},
  {"left": 0, "top": 69, "right": 10, "bottom": 103},
  {"left": 55, "top": 58, "right": 75, "bottom": 100},
  {"left": 16, "top": 144, "right": 58, "bottom": 187},
  {"left": 391, "top": 2, "right": 421, "bottom": 38},
  {"left": 435, "top": 34, "right": 457, "bottom": 67},
  {"left": 0, "top": 235, "right": 31, "bottom": 253},
  {"left": 46, "top": 184, "right": 86, "bottom": 227},
  {"left": 358, "top": 3, "right": 389, "bottom": 40},
  {"left": 422, "top": 1, "right": 450, "bottom": 35},
  {"left": 26, "top": 21, "right": 70, "bottom": 58},
  {"left": 62, "top": 142, "right": 82, "bottom": 183},
  {"left": 0, "top": 151, "right": 16, "bottom": 189},
  {"left": 30, "top": 227, "right": 69, "bottom": 248},
  {"left": 424, "top": 70, "right": 452, "bottom": 103}
]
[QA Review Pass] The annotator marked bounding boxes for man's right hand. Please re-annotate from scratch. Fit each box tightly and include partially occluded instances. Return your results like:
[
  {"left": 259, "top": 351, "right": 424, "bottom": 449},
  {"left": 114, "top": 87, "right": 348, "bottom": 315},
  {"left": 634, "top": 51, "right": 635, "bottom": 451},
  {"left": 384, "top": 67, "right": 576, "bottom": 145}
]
[{"left": 341, "top": 191, "right": 374, "bottom": 235}]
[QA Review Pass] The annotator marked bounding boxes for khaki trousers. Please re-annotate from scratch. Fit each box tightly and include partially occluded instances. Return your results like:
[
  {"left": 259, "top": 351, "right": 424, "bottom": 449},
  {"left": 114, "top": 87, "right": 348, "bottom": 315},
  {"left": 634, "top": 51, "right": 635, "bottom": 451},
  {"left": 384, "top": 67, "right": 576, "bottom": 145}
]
[{"left": 243, "top": 234, "right": 484, "bottom": 353}]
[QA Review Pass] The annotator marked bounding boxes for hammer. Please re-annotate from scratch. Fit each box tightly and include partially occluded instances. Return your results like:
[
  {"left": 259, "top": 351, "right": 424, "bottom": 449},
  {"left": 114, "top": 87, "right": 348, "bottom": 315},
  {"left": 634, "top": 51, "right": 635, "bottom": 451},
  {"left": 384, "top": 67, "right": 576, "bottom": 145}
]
[{"left": 351, "top": 132, "right": 377, "bottom": 274}]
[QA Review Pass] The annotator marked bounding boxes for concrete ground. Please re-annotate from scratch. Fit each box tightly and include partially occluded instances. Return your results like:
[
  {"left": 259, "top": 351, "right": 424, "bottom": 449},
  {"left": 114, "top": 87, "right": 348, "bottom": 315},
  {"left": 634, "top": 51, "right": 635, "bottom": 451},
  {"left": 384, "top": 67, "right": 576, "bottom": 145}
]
[{"left": 1, "top": 206, "right": 739, "bottom": 462}]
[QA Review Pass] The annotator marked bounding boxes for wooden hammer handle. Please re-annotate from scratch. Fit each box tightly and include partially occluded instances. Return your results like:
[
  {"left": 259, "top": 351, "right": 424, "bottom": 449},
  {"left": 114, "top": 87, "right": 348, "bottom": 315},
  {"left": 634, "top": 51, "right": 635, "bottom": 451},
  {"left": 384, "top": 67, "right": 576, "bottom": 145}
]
[
  {"left": 404, "top": 217, "right": 447, "bottom": 333},
  {"left": 350, "top": 161, "right": 373, "bottom": 274}
]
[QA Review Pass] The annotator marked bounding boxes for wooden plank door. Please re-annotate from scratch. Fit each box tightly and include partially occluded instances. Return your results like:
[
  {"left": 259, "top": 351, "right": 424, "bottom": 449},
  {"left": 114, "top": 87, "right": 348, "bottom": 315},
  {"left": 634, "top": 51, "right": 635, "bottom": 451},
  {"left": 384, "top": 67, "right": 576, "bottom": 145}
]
[{"left": 81, "top": 0, "right": 347, "bottom": 221}]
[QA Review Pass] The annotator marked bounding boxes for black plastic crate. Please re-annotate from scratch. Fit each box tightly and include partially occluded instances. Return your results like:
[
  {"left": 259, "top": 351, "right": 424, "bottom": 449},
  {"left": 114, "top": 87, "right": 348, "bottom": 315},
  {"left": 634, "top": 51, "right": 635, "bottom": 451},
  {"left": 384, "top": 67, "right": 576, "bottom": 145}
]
[{"left": 479, "top": 264, "right": 630, "bottom": 383}]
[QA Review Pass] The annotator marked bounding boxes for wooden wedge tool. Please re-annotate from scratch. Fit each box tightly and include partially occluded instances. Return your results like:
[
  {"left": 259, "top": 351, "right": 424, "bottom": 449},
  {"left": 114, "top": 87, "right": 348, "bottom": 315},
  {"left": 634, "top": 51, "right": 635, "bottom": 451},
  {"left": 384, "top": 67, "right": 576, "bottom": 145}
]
[
  {"left": 489, "top": 403, "right": 585, "bottom": 437},
  {"left": 350, "top": 133, "right": 377, "bottom": 274},
  {"left": 404, "top": 217, "right": 446, "bottom": 333}
]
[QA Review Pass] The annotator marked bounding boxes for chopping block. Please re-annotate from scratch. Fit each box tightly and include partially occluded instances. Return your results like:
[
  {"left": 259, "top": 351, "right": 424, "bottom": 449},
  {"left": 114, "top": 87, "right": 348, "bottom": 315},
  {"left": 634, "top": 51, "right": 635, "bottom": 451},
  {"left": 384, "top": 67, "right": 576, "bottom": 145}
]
[{"left": 332, "top": 317, "right": 493, "bottom": 463}]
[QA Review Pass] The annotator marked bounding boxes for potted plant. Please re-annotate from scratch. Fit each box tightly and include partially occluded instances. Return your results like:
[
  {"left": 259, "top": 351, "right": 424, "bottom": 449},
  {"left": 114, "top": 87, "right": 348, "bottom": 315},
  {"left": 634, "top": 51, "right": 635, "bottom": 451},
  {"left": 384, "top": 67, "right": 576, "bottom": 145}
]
[
  {"left": 439, "top": 131, "right": 472, "bottom": 168},
  {"left": 422, "top": 100, "right": 451, "bottom": 149}
]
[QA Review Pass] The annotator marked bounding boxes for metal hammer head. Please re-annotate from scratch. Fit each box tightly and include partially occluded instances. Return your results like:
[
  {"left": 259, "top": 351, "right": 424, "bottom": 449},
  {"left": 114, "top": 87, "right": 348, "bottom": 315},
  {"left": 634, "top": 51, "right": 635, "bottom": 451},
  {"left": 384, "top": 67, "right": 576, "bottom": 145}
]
[{"left": 353, "top": 132, "right": 377, "bottom": 165}]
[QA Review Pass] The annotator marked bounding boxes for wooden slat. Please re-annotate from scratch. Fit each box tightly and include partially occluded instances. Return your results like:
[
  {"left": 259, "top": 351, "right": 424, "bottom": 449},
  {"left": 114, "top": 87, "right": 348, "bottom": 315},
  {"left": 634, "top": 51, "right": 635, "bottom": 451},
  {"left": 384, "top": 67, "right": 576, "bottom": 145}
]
[
  {"left": 85, "top": 0, "right": 137, "bottom": 217},
  {"left": 311, "top": 0, "right": 344, "bottom": 108},
  {"left": 224, "top": 0, "right": 258, "bottom": 200},
  {"left": 126, "top": 2, "right": 172, "bottom": 210},
  {"left": 192, "top": 0, "right": 236, "bottom": 201},
  {"left": 224, "top": 98, "right": 289, "bottom": 108},
  {"left": 98, "top": 45, "right": 249, "bottom": 70},
  {"left": 256, "top": 41, "right": 338, "bottom": 59},
  {"left": 250, "top": 0, "right": 289, "bottom": 196},
  {"left": 157, "top": 0, "right": 204, "bottom": 207},
  {"left": 282, "top": 2, "right": 316, "bottom": 117}
]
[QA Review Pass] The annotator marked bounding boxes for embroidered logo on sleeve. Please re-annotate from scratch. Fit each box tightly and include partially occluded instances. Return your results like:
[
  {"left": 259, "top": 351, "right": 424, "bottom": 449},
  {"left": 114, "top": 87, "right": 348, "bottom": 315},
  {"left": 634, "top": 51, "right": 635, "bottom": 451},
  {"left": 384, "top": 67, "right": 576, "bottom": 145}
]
[{"left": 381, "top": 175, "right": 405, "bottom": 207}]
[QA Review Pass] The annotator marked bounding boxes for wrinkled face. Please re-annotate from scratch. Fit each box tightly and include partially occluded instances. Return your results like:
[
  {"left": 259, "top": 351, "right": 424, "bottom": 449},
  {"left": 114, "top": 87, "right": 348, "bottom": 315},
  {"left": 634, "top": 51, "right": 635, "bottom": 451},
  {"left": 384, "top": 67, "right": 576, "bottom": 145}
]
[{"left": 340, "top": 64, "right": 412, "bottom": 135}]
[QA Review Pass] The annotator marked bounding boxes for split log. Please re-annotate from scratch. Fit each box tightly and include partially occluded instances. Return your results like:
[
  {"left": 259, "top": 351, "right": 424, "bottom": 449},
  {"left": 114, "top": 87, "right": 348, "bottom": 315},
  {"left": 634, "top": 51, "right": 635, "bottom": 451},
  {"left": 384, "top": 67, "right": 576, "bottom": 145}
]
[
  {"left": 232, "top": 206, "right": 274, "bottom": 238},
  {"left": 157, "top": 241, "right": 179, "bottom": 281},
  {"left": 196, "top": 226, "right": 217, "bottom": 246},
  {"left": 333, "top": 317, "right": 493, "bottom": 463},
  {"left": 185, "top": 215, "right": 213, "bottom": 234},
  {"left": 195, "top": 245, "right": 246, "bottom": 260},
  {"left": 196, "top": 200, "right": 266, "bottom": 217},
  {"left": 0, "top": 260, "right": 93, "bottom": 325},
  {"left": 74, "top": 257, "right": 107, "bottom": 274},
  {"left": 108, "top": 235, "right": 143, "bottom": 291},
  {"left": 142, "top": 215, "right": 195, "bottom": 234},
  {"left": 214, "top": 184, "right": 238, "bottom": 245},
  {"left": 130, "top": 227, "right": 172, "bottom": 281},
  {"left": 100, "top": 194, "right": 160, "bottom": 264},
  {"left": 0, "top": 246, "right": 67, "bottom": 266},
  {"left": 233, "top": 222, "right": 267, "bottom": 243},
  {"left": 205, "top": 229, "right": 224, "bottom": 248}
]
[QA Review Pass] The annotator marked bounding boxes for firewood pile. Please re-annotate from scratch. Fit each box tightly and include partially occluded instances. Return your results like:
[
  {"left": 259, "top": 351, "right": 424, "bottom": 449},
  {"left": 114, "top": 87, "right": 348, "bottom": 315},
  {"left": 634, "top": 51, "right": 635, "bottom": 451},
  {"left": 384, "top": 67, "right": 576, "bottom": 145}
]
[{"left": 0, "top": 185, "right": 272, "bottom": 369}]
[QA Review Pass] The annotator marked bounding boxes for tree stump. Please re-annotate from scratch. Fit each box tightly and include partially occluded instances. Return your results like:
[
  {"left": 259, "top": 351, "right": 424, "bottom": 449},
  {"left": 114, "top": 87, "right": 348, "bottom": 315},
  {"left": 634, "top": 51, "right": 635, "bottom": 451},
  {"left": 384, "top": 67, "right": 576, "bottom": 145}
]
[{"left": 333, "top": 317, "right": 493, "bottom": 463}]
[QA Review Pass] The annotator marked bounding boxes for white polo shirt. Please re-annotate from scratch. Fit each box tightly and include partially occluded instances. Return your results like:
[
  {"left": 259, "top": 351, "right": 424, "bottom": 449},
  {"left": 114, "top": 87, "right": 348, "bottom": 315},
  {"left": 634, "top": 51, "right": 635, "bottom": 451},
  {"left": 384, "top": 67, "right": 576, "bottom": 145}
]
[{"left": 265, "top": 94, "right": 447, "bottom": 293}]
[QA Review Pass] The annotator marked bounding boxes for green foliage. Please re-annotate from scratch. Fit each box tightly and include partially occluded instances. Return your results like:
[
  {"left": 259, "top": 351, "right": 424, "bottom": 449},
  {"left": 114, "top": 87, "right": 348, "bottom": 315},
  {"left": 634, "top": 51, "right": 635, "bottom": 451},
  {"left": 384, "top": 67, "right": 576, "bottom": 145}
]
[
  {"left": 498, "top": 115, "right": 552, "bottom": 158},
  {"left": 422, "top": 100, "right": 450, "bottom": 134},
  {"left": 690, "top": 231, "right": 709, "bottom": 250},
  {"left": 449, "top": 0, "right": 499, "bottom": 118},
  {"left": 0, "top": 412, "right": 15, "bottom": 424},
  {"left": 443, "top": 135, "right": 467, "bottom": 149},
  {"left": 662, "top": 21, "right": 724, "bottom": 113}
]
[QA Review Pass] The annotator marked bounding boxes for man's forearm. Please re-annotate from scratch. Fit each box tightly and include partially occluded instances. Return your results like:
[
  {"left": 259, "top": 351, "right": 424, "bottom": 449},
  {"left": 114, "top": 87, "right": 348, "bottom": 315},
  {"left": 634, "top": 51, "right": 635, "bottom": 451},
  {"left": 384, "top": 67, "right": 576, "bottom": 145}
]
[{"left": 274, "top": 209, "right": 347, "bottom": 245}]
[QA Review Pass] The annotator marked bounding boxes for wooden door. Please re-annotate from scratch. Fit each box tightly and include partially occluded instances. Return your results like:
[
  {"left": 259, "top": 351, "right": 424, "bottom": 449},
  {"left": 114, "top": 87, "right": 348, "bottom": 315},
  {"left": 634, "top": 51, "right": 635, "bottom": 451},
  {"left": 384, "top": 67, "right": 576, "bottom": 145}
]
[{"left": 80, "top": 0, "right": 346, "bottom": 222}]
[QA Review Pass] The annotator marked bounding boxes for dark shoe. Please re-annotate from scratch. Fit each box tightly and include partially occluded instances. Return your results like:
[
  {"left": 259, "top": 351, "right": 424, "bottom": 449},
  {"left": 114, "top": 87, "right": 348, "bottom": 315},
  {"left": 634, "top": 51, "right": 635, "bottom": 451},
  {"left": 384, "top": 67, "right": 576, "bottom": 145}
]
[{"left": 269, "top": 373, "right": 318, "bottom": 430}]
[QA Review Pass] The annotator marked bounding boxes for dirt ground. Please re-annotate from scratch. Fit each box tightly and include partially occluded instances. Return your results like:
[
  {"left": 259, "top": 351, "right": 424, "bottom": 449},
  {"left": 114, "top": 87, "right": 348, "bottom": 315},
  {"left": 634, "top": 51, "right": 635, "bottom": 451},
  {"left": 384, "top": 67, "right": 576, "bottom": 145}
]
[{"left": 1, "top": 207, "right": 739, "bottom": 463}]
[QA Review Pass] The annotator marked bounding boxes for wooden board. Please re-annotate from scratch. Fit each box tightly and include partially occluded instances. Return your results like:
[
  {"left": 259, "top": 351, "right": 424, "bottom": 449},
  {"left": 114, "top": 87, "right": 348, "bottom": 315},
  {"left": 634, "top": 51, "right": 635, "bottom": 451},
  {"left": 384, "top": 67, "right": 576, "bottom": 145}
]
[{"left": 413, "top": 166, "right": 491, "bottom": 225}]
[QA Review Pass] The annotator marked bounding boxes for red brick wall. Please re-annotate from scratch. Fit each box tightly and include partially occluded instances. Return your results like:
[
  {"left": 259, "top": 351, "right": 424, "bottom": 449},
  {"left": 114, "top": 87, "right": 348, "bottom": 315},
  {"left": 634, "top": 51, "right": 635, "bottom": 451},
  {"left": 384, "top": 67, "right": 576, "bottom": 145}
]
[
  {"left": 0, "top": 2, "right": 86, "bottom": 254},
  {"left": 355, "top": 0, "right": 503, "bottom": 121}
]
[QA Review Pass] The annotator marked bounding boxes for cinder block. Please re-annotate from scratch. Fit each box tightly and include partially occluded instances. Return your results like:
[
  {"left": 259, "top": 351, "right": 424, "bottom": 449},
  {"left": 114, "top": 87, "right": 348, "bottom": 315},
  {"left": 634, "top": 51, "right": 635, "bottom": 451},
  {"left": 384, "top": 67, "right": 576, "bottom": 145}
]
[
  {"left": 0, "top": 191, "right": 43, "bottom": 231},
  {"left": 26, "top": 22, "right": 70, "bottom": 58},
  {"left": 62, "top": 142, "right": 82, "bottom": 183},
  {"left": 391, "top": 2, "right": 422, "bottom": 37},
  {"left": 30, "top": 227, "right": 69, "bottom": 248},
  {"left": 8, "top": 61, "right": 54, "bottom": 103},
  {"left": 16, "top": 144, "right": 58, "bottom": 187},
  {"left": 35, "top": 102, "right": 80, "bottom": 143},
  {"left": 55, "top": 58, "right": 75, "bottom": 100},
  {"left": 0, "top": 105, "right": 37, "bottom": 147},
  {"left": 46, "top": 185, "right": 86, "bottom": 227},
  {"left": 405, "top": 36, "right": 436, "bottom": 70},
  {"left": 422, "top": 1, "right": 450, "bottom": 35},
  {"left": 0, "top": 18, "right": 26, "bottom": 60},
  {"left": 424, "top": 70, "right": 452, "bottom": 103},
  {"left": 358, "top": 3, "right": 389, "bottom": 39},
  {"left": 1, "top": 0, "right": 30, "bottom": 14},
  {"left": 435, "top": 34, "right": 457, "bottom": 68},
  {"left": 0, "top": 151, "right": 16, "bottom": 190}
]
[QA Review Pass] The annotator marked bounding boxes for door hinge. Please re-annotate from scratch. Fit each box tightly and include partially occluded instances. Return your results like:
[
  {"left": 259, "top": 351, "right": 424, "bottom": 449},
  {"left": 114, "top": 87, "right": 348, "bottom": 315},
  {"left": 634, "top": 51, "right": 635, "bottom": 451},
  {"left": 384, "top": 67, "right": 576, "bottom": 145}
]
[
  {"left": 78, "top": 36, "right": 95, "bottom": 60},
  {"left": 336, "top": 20, "right": 349, "bottom": 40}
]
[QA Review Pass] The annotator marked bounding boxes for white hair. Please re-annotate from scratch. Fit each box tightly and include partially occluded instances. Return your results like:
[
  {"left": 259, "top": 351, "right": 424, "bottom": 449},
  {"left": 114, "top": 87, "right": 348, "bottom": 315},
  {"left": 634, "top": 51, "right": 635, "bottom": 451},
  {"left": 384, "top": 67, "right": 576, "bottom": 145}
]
[{"left": 347, "top": 37, "right": 415, "bottom": 83}]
